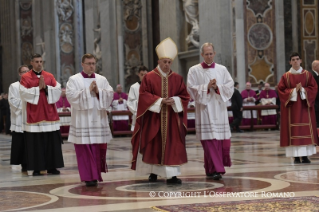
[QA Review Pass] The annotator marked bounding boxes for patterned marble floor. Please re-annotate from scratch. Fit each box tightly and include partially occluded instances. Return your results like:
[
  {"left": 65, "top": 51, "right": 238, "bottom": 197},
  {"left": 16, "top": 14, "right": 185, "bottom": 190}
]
[{"left": 0, "top": 131, "right": 318, "bottom": 212}]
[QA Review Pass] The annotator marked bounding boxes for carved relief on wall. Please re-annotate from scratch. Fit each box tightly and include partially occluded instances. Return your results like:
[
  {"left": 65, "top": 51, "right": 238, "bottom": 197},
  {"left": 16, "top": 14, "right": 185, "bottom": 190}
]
[
  {"left": 123, "top": 0, "right": 141, "bottom": 31},
  {"left": 248, "top": 23, "right": 272, "bottom": 50},
  {"left": 19, "top": 0, "right": 33, "bottom": 66},
  {"left": 36, "top": 38, "right": 46, "bottom": 68},
  {"left": 93, "top": 13, "right": 102, "bottom": 74},
  {"left": 57, "top": 0, "right": 74, "bottom": 21},
  {"left": 300, "top": 0, "right": 318, "bottom": 71},
  {"left": 246, "top": 0, "right": 271, "bottom": 16},
  {"left": 21, "top": 17, "right": 33, "bottom": 37},
  {"left": 61, "top": 63, "right": 74, "bottom": 87},
  {"left": 59, "top": 23, "right": 74, "bottom": 53},
  {"left": 122, "top": 0, "right": 143, "bottom": 91},
  {"left": 245, "top": 0, "right": 276, "bottom": 86},
  {"left": 55, "top": 0, "right": 75, "bottom": 87},
  {"left": 182, "top": 0, "right": 199, "bottom": 48},
  {"left": 21, "top": 42, "right": 33, "bottom": 65}
]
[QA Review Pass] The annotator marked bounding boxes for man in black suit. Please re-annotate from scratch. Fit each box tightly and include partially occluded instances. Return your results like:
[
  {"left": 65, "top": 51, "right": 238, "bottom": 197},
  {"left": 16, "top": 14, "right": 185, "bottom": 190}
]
[
  {"left": 230, "top": 82, "right": 243, "bottom": 132},
  {"left": 309, "top": 60, "right": 319, "bottom": 127},
  {"left": 255, "top": 81, "right": 264, "bottom": 105}
]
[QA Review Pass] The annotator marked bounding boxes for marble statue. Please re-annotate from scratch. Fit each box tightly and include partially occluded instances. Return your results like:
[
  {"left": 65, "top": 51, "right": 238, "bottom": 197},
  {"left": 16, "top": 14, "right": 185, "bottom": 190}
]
[
  {"left": 183, "top": 0, "right": 199, "bottom": 48},
  {"left": 56, "top": 0, "right": 74, "bottom": 21}
]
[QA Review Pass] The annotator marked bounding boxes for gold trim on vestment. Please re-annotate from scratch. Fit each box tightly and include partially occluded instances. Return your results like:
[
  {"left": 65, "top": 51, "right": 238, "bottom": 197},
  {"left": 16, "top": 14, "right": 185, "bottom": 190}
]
[
  {"left": 289, "top": 107, "right": 291, "bottom": 145},
  {"left": 26, "top": 119, "right": 60, "bottom": 124},
  {"left": 291, "top": 136, "right": 312, "bottom": 139},
  {"left": 151, "top": 206, "right": 169, "bottom": 212},
  {"left": 290, "top": 123, "right": 310, "bottom": 126},
  {"left": 161, "top": 73, "right": 168, "bottom": 165}
]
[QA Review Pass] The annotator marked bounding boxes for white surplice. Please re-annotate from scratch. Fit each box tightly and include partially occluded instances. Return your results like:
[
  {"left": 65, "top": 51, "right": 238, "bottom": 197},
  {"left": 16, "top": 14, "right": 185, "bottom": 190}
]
[
  {"left": 9, "top": 82, "right": 23, "bottom": 133},
  {"left": 260, "top": 97, "right": 276, "bottom": 116},
  {"left": 19, "top": 81, "right": 61, "bottom": 132},
  {"left": 127, "top": 82, "right": 140, "bottom": 131},
  {"left": 66, "top": 73, "right": 114, "bottom": 144},
  {"left": 111, "top": 98, "right": 129, "bottom": 121},
  {"left": 135, "top": 66, "right": 183, "bottom": 178},
  {"left": 187, "top": 63, "right": 234, "bottom": 141},
  {"left": 187, "top": 100, "right": 195, "bottom": 120},
  {"left": 57, "top": 107, "right": 71, "bottom": 126},
  {"left": 242, "top": 96, "right": 257, "bottom": 119}
]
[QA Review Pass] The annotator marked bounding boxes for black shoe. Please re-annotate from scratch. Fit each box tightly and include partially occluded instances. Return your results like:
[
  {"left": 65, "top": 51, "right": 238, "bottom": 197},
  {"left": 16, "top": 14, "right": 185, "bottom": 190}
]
[
  {"left": 47, "top": 169, "right": 60, "bottom": 175},
  {"left": 148, "top": 173, "right": 157, "bottom": 182},
  {"left": 212, "top": 172, "right": 222, "bottom": 180},
  {"left": 236, "top": 129, "right": 243, "bottom": 133},
  {"left": 33, "top": 171, "right": 43, "bottom": 176},
  {"left": 85, "top": 181, "right": 98, "bottom": 187},
  {"left": 301, "top": 156, "right": 311, "bottom": 164},
  {"left": 294, "top": 157, "right": 301, "bottom": 164},
  {"left": 21, "top": 164, "right": 27, "bottom": 172},
  {"left": 206, "top": 173, "right": 214, "bottom": 177},
  {"left": 166, "top": 176, "right": 182, "bottom": 184}
]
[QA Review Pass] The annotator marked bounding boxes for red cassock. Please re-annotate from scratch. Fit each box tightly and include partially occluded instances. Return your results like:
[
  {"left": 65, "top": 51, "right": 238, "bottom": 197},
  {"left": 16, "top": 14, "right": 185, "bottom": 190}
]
[
  {"left": 20, "top": 70, "right": 60, "bottom": 124},
  {"left": 278, "top": 70, "right": 319, "bottom": 147},
  {"left": 131, "top": 68, "right": 190, "bottom": 170}
]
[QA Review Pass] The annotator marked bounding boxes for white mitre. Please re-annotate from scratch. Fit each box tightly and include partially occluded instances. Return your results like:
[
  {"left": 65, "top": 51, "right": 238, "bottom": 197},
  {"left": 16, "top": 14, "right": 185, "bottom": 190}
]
[{"left": 155, "top": 37, "right": 178, "bottom": 60}]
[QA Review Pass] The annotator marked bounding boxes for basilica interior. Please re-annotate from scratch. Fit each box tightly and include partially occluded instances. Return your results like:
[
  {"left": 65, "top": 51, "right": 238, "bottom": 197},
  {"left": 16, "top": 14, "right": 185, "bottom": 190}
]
[{"left": 0, "top": 0, "right": 319, "bottom": 211}]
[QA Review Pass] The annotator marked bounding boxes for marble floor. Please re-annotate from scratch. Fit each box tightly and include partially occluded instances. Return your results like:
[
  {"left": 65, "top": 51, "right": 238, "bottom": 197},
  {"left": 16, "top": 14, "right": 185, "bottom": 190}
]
[{"left": 0, "top": 131, "right": 318, "bottom": 212}]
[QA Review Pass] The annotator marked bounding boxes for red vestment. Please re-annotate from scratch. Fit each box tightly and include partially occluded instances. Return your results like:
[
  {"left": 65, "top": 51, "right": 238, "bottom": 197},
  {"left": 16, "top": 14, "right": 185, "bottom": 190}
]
[
  {"left": 20, "top": 70, "right": 60, "bottom": 124},
  {"left": 278, "top": 70, "right": 319, "bottom": 147},
  {"left": 131, "top": 68, "right": 190, "bottom": 170}
]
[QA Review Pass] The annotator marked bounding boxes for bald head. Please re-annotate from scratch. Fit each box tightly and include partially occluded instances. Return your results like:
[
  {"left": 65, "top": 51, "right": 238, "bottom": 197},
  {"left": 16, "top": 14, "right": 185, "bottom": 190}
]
[
  {"left": 312, "top": 60, "right": 319, "bottom": 73},
  {"left": 265, "top": 83, "right": 270, "bottom": 90}
]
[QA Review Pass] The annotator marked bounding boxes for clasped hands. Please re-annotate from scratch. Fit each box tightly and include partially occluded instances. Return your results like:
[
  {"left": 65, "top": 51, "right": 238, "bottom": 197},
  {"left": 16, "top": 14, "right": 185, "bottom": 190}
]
[
  {"left": 162, "top": 98, "right": 175, "bottom": 106},
  {"left": 208, "top": 79, "right": 217, "bottom": 90},
  {"left": 89, "top": 81, "right": 99, "bottom": 93},
  {"left": 295, "top": 82, "right": 302, "bottom": 92},
  {"left": 38, "top": 75, "right": 46, "bottom": 90}
]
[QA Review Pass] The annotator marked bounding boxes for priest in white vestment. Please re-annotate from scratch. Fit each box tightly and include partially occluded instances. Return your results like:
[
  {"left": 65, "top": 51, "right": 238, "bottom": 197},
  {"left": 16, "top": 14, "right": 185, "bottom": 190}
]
[
  {"left": 241, "top": 82, "right": 258, "bottom": 125},
  {"left": 259, "top": 83, "right": 277, "bottom": 125},
  {"left": 9, "top": 65, "right": 29, "bottom": 172},
  {"left": 127, "top": 66, "right": 148, "bottom": 131},
  {"left": 111, "top": 85, "right": 129, "bottom": 131},
  {"left": 66, "top": 53, "right": 114, "bottom": 187},
  {"left": 187, "top": 42, "right": 234, "bottom": 180}
]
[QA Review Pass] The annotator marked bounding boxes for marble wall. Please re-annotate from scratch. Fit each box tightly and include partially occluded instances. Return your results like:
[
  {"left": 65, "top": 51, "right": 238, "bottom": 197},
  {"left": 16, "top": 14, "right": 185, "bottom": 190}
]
[{"left": 300, "top": 0, "right": 319, "bottom": 71}]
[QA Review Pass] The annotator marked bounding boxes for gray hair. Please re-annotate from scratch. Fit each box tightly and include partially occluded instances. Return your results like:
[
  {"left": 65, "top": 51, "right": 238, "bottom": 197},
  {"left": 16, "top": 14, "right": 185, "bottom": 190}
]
[{"left": 200, "top": 43, "right": 215, "bottom": 54}]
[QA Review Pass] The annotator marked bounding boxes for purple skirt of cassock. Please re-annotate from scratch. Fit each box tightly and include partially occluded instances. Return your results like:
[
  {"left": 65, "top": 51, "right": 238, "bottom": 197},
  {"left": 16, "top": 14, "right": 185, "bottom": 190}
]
[
  {"left": 200, "top": 139, "right": 231, "bottom": 175},
  {"left": 261, "top": 115, "right": 277, "bottom": 125},
  {"left": 242, "top": 118, "right": 257, "bottom": 125},
  {"left": 74, "top": 144, "right": 107, "bottom": 182},
  {"left": 112, "top": 120, "right": 129, "bottom": 131}
]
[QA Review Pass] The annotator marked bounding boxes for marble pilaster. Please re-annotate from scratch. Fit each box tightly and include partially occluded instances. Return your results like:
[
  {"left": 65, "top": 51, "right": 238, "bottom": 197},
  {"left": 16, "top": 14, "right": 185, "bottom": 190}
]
[
  {"left": 99, "top": 0, "right": 118, "bottom": 88},
  {"left": 275, "top": 0, "right": 286, "bottom": 82},
  {"left": 199, "top": 0, "right": 233, "bottom": 76},
  {"left": 234, "top": 0, "right": 246, "bottom": 91},
  {"left": 158, "top": 0, "right": 183, "bottom": 76}
]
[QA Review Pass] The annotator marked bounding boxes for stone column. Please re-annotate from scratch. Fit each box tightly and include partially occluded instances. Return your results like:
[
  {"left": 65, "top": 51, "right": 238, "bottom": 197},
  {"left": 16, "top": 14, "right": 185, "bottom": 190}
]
[
  {"left": 99, "top": 0, "right": 118, "bottom": 88},
  {"left": 275, "top": 0, "right": 286, "bottom": 82},
  {"left": 199, "top": 0, "right": 233, "bottom": 75},
  {"left": 234, "top": 0, "right": 246, "bottom": 91},
  {"left": 0, "top": 0, "right": 19, "bottom": 91},
  {"left": 158, "top": 0, "right": 183, "bottom": 75}
]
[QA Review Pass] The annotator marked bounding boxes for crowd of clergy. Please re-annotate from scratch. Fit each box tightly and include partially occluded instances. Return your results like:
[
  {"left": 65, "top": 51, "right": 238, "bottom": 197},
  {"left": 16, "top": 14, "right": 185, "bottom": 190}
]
[{"left": 7, "top": 37, "right": 319, "bottom": 187}]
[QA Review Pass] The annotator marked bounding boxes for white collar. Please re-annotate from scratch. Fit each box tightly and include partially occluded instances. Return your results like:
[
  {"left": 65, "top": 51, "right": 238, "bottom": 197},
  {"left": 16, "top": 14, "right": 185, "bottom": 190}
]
[
  {"left": 313, "top": 70, "right": 319, "bottom": 76},
  {"left": 289, "top": 67, "right": 303, "bottom": 74},
  {"left": 157, "top": 65, "right": 167, "bottom": 77}
]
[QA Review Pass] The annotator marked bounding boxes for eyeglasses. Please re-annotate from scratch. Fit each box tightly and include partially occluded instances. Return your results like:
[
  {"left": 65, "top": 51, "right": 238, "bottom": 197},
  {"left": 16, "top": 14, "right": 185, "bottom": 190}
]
[
  {"left": 20, "top": 71, "right": 29, "bottom": 74},
  {"left": 83, "top": 63, "right": 96, "bottom": 66}
]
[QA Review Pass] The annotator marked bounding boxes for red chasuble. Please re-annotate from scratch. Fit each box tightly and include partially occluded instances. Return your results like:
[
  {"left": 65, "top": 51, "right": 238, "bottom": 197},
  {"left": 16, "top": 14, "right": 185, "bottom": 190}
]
[
  {"left": 20, "top": 70, "right": 60, "bottom": 124},
  {"left": 278, "top": 70, "right": 319, "bottom": 147},
  {"left": 131, "top": 68, "right": 190, "bottom": 170}
]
